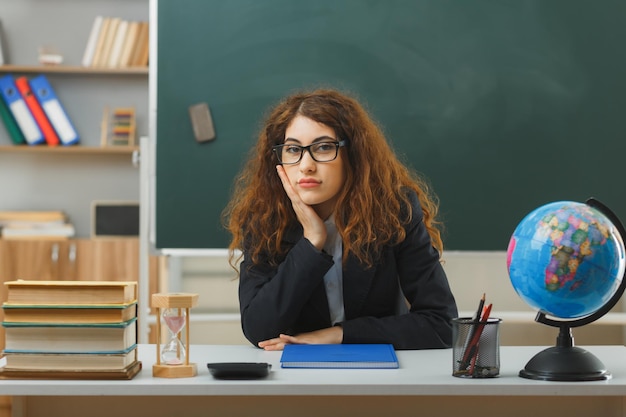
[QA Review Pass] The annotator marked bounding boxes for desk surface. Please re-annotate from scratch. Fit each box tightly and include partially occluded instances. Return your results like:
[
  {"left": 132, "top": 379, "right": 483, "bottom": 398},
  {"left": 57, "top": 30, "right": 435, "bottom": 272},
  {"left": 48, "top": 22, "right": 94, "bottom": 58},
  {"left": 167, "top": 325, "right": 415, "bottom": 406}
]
[{"left": 1, "top": 344, "right": 626, "bottom": 397}]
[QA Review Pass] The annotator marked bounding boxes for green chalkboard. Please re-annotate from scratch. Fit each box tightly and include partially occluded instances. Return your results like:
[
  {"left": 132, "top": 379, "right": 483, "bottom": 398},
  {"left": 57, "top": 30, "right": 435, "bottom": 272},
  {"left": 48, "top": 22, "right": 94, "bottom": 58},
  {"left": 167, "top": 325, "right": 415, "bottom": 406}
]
[{"left": 156, "top": 0, "right": 626, "bottom": 250}]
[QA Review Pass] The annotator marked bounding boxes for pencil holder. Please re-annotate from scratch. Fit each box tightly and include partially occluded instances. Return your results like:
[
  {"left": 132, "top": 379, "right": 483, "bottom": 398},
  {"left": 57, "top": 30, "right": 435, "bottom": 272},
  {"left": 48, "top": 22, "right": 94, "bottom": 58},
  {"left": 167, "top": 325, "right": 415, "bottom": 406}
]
[{"left": 452, "top": 317, "right": 501, "bottom": 378}]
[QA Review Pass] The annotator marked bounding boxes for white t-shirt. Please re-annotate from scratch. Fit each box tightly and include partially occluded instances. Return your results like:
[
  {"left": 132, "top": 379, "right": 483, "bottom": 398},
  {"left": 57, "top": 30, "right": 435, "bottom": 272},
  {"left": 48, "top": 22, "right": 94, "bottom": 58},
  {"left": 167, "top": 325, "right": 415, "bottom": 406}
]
[{"left": 323, "top": 215, "right": 345, "bottom": 325}]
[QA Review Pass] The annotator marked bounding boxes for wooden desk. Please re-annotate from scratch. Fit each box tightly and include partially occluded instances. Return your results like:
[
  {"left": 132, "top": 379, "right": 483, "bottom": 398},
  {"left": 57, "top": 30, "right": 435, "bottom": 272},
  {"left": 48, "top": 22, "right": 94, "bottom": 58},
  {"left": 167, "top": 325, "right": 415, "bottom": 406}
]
[{"left": 2, "top": 344, "right": 626, "bottom": 417}]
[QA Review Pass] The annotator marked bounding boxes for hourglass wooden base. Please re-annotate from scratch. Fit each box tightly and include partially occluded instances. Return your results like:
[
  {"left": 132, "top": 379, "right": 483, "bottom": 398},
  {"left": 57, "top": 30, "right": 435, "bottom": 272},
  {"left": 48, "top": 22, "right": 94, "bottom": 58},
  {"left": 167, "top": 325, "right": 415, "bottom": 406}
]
[
  {"left": 151, "top": 293, "right": 199, "bottom": 378},
  {"left": 153, "top": 362, "right": 197, "bottom": 378}
]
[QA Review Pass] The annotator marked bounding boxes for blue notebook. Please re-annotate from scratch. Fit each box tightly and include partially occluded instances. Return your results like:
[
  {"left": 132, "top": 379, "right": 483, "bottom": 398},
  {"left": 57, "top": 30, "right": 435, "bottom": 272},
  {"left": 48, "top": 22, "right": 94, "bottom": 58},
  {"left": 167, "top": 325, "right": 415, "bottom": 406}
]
[{"left": 280, "top": 344, "right": 399, "bottom": 369}]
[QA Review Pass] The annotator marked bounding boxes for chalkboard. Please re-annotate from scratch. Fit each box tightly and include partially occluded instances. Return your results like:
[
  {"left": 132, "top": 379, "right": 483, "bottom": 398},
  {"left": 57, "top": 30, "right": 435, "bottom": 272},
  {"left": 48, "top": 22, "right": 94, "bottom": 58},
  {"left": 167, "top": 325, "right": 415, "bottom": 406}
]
[
  {"left": 155, "top": 0, "right": 626, "bottom": 250},
  {"left": 92, "top": 202, "right": 140, "bottom": 237}
]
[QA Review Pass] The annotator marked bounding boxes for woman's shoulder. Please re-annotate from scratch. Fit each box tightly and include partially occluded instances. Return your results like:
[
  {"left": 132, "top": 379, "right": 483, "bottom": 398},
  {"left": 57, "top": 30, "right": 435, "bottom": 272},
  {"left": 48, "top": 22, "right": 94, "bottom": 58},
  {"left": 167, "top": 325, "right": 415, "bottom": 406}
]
[{"left": 399, "top": 187, "right": 423, "bottom": 219}]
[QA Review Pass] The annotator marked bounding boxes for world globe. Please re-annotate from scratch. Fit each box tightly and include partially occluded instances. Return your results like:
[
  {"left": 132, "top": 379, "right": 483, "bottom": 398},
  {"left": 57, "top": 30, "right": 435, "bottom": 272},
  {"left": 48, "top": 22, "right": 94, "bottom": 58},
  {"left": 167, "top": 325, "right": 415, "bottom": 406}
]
[
  {"left": 507, "top": 200, "right": 625, "bottom": 320},
  {"left": 506, "top": 199, "right": 626, "bottom": 381}
]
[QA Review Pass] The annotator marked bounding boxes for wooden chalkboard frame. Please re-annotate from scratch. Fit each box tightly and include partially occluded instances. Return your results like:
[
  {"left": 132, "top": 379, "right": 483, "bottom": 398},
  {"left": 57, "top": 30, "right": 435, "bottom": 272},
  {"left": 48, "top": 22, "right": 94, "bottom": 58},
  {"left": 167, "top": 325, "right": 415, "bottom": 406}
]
[{"left": 154, "top": 0, "right": 626, "bottom": 251}]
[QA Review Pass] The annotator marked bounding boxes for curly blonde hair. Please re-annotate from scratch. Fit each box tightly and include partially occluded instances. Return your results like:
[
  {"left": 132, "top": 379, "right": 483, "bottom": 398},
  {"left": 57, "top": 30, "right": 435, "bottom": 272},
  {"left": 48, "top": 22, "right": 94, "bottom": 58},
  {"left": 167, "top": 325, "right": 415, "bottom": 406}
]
[{"left": 223, "top": 88, "right": 443, "bottom": 269}]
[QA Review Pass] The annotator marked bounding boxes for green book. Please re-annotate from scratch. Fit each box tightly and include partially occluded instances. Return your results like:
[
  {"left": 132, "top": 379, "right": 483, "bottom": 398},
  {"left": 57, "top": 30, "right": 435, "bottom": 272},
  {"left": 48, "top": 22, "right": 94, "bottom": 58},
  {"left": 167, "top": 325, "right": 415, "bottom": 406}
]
[{"left": 0, "top": 90, "right": 26, "bottom": 145}]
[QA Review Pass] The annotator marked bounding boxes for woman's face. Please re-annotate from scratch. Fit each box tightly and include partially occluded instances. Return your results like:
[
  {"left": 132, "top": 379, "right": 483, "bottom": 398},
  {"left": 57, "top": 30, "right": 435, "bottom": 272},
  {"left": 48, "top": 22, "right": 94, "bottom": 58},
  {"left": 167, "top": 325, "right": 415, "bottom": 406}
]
[{"left": 281, "top": 115, "right": 346, "bottom": 219}]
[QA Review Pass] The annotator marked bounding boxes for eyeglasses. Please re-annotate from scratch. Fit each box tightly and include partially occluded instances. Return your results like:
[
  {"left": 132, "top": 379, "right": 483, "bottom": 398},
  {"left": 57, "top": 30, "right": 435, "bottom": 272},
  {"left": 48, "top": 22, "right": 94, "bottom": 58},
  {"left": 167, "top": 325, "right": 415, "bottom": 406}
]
[{"left": 273, "top": 140, "right": 347, "bottom": 165}]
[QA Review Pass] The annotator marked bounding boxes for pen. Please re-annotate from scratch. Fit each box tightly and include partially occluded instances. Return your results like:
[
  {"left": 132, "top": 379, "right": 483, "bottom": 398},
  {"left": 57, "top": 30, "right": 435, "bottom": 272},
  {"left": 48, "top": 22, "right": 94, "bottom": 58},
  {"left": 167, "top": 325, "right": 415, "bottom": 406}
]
[
  {"left": 473, "top": 293, "right": 486, "bottom": 322},
  {"left": 460, "top": 294, "right": 486, "bottom": 368},
  {"left": 466, "top": 303, "right": 493, "bottom": 375}
]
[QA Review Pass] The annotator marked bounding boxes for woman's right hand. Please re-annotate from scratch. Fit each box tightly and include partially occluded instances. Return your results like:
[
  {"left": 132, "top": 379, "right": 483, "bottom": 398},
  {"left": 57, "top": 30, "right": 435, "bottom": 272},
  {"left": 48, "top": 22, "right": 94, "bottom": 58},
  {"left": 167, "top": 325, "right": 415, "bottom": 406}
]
[
  {"left": 258, "top": 326, "right": 343, "bottom": 351},
  {"left": 276, "top": 165, "right": 327, "bottom": 250}
]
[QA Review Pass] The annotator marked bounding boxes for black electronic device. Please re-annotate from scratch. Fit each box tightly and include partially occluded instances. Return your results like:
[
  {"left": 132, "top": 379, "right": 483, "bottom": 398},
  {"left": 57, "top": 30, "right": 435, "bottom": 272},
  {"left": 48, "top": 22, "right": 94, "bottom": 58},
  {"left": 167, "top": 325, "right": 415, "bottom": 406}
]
[{"left": 206, "top": 362, "right": 271, "bottom": 379}]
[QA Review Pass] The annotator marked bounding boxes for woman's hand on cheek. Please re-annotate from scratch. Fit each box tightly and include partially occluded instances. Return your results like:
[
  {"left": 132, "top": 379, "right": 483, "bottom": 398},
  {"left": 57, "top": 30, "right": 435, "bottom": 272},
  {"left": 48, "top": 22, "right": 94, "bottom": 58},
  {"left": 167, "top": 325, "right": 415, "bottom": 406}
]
[{"left": 276, "top": 165, "right": 327, "bottom": 250}]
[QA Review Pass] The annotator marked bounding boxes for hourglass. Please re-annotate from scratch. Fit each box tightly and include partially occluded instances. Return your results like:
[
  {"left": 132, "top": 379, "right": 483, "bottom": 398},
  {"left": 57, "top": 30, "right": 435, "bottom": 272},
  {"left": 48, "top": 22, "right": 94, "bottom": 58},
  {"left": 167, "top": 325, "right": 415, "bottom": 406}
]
[{"left": 151, "top": 293, "right": 199, "bottom": 378}]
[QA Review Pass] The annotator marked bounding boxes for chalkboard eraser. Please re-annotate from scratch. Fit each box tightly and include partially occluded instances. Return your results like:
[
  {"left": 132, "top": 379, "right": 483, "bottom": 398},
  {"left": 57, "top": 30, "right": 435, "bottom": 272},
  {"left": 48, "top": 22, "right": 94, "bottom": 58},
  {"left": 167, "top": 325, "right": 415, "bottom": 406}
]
[{"left": 189, "top": 102, "right": 216, "bottom": 143}]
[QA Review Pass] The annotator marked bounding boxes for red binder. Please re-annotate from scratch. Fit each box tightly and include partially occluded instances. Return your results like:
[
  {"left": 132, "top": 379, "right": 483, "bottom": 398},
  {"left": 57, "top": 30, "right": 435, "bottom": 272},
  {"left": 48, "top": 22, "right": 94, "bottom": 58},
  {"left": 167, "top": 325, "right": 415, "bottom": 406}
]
[{"left": 15, "top": 76, "right": 60, "bottom": 146}]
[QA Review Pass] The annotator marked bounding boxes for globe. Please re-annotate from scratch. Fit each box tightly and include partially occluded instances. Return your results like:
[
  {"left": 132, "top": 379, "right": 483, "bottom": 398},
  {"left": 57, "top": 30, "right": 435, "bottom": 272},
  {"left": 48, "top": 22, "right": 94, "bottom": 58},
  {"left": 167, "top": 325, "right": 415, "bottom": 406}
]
[
  {"left": 507, "top": 201, "right": 625, "bottom": 319},
  {"left": 506, "top": 199, "right": 626, "bottom": 381}
]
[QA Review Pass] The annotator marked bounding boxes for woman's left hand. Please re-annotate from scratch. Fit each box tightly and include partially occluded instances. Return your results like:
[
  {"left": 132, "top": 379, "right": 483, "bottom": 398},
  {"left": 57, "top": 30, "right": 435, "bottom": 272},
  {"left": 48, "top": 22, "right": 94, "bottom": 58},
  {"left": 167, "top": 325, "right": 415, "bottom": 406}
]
[
  {"left": 276, "top": 165, "right": 327, "bottom": 250},
  {"left": 258, "top": 326, "right": 343, "bottom": 351}
]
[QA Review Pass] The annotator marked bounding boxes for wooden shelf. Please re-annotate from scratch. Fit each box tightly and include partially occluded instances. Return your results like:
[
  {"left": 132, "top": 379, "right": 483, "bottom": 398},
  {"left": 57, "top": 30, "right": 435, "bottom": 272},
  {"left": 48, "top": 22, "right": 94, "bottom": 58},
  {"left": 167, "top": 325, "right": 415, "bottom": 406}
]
[
  {"left": 0, "top": 65, "right": 148, "bottom": 76},
  {"left": 0, "top": 145, "right": 138, "bottom": 155}
]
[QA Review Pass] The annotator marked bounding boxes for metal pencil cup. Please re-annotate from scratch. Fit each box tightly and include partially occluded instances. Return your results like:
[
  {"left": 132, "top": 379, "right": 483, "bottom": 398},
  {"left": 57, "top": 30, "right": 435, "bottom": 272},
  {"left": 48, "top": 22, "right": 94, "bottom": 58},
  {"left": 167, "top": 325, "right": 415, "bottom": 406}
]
[{"left": 452, "top": 317, "right": 501, "bottom": 378}]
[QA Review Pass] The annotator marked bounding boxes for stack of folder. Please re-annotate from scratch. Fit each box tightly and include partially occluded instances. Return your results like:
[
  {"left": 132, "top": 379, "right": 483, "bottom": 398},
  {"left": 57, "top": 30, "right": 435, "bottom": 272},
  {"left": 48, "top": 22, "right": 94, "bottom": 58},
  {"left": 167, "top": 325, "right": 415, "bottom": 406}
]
[
  {"left": 0, "top": 280, "right": 141, "bottom": 380},
  {"left": 0, "top": 74, "right": 79, "bottom": 147}
]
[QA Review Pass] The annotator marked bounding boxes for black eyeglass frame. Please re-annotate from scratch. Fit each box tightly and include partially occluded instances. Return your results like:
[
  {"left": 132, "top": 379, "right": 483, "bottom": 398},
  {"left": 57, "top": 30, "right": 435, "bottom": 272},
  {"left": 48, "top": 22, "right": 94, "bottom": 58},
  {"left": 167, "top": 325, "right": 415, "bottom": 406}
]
[{"left": 272, "top": 140, "right": 347, "bottom": 165}]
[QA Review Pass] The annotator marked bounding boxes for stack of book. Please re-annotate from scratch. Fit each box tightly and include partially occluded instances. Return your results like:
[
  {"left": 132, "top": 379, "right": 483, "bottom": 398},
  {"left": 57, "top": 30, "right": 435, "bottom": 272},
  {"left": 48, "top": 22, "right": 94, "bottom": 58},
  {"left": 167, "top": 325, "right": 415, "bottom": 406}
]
[
  {"left": 0, "top": 73, "right": 79, "bottom": 147},
  {"left": 0, "top": 280, "right": 141, "bottom": 379},
  {"left": 81, "top": 16, "right": 149, "bottom": 69},
  {"left": 0, "top": 211, "right": 75, "bottom": 240}
]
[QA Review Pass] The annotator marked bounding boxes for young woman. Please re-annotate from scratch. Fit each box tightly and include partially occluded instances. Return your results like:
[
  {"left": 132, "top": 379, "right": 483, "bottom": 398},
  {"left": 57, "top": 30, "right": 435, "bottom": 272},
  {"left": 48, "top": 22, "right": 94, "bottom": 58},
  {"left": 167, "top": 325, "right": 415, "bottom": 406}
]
[{"left": 223, "top": 88, "right": 457, "bottom": 350}]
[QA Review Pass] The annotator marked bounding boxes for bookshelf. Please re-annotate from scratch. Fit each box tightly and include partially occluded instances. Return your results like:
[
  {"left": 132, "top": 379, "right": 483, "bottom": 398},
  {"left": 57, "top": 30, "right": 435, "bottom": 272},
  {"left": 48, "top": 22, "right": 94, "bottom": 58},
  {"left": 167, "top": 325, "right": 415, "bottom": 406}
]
[
  {"left": 0, "top": 65, "right": 148, "bottom": 76},
  {"left": 0, "top": 65, "right": 146, "bottom": 153},
  {"left": 0, "top": 145, "right": 138, "bottom": 154},
  {"left": 0, "top": 0, "right": 148, "bottom": 238}
]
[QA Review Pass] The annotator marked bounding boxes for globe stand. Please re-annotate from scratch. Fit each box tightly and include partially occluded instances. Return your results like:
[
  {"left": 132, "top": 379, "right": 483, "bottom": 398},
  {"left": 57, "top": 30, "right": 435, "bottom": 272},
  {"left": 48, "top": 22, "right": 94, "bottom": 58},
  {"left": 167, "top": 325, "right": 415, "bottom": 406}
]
[
  {"left": 518, "top": 198, "right": 626, "bottom": 382},
  {"left": 519, "top": 320, "right": 610, "bottom": 381}
]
